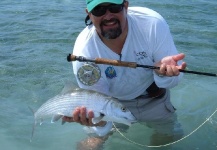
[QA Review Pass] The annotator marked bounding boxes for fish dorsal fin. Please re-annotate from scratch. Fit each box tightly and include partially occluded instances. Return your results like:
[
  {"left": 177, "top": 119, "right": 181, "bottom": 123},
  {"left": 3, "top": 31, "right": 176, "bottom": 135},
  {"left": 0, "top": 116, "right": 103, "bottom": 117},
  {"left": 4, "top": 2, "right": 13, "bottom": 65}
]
[
  {"left": 60, "top": 80, "right": 79, "bottom": 95},
  {"left": 92, "top": 113, "right": 104, "bottom": 124},
  {"left": 51, "top": 113, "right": 64, "bottom": 123}
]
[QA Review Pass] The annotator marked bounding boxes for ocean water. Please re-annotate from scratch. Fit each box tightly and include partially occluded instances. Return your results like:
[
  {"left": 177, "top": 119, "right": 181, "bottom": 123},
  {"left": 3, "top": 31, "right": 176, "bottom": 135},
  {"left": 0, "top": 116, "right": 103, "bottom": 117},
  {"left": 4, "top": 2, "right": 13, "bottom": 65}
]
[{"left": 0, "top": 0, "right": 217, "bottom": 150}]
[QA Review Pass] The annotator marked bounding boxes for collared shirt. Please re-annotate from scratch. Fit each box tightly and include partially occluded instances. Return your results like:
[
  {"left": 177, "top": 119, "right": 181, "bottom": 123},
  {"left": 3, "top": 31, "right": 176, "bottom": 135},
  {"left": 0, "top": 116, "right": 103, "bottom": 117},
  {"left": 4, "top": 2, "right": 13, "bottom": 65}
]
[{"left": 72, "top": 7, "right": 183, "bottom": 100}]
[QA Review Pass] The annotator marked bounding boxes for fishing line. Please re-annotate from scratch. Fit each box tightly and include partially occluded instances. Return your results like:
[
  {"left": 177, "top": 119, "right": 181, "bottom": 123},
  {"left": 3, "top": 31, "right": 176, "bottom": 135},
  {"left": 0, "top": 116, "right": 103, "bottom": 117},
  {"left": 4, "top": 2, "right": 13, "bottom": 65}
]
[{"left": 113, "top": 107, "right": 217, "bottom": 148}]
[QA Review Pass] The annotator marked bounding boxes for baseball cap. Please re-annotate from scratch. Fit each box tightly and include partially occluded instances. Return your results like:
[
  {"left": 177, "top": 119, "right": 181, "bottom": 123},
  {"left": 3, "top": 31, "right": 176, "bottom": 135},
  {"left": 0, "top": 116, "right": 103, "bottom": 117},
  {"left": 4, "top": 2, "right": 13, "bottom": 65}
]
[{"left": 86, "top": 0, "right": 124, "bottom": 12}]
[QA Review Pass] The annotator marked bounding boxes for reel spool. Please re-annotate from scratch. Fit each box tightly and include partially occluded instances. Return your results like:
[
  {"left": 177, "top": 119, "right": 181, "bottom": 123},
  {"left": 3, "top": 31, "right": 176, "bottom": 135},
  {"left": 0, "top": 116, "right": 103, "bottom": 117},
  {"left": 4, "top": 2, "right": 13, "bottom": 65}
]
[{"left": 77, "top": 63, "right": 101, "bottom": 86}]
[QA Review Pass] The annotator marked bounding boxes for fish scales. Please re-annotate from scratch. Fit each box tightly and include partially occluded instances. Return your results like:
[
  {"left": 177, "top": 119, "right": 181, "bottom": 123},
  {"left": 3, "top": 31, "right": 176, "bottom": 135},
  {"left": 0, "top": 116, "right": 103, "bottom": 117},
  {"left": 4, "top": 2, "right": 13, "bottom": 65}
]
[{"left": 35, "top": 91, "right": 112, "bottom": 120}]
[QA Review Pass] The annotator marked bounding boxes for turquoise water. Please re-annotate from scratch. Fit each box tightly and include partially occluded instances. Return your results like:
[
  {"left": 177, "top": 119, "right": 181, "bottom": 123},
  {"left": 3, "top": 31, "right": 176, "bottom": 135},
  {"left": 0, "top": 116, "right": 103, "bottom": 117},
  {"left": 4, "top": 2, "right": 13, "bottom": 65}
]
[{"left": 1, "top": 0, "right": 217, "bottom": 149}]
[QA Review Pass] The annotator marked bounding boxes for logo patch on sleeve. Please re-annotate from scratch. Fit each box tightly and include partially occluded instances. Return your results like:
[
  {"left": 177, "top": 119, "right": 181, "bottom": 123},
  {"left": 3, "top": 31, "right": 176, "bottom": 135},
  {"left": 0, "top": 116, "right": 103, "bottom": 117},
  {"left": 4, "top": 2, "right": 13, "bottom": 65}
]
[{"left": 105, "top": 66, "right": 117, "bottom": 79}]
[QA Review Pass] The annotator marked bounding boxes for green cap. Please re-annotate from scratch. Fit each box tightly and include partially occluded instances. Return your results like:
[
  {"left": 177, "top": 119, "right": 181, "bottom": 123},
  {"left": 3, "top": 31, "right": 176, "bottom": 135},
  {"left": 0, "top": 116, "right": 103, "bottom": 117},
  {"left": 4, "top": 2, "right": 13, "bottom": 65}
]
[{"left": 86, "top": 0, "right": 123, "bottom": 12}]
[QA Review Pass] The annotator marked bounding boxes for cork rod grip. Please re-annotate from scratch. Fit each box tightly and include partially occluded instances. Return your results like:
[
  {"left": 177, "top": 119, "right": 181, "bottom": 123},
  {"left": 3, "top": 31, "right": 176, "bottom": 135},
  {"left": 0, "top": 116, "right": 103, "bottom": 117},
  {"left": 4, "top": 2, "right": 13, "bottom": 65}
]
[{"left": 95, "top": 58, "right": 137, "bottom": 68}]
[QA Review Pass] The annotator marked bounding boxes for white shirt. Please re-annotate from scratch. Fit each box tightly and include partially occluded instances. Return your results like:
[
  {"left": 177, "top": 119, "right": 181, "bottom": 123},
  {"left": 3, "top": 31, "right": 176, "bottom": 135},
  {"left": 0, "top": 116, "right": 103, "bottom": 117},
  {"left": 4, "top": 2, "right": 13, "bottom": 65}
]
[{"left": 72, "top": 7, "right": 183, "bottom": 100}]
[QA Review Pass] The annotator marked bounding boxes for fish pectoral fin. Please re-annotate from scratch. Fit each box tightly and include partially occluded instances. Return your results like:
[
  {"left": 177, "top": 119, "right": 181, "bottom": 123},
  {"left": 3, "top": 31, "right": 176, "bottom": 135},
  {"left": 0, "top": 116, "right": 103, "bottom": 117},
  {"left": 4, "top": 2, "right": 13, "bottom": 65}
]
[
  {"left": 51, "top": 114, "right": 64, "bottom": 123},
  {"left": 91, "top": 121, "right": 113, "bottom": 136},
  {"left": 92, "top": 114, "right": 104, "bottom": 124},
  {"left": 62, "top": 120, "right": 66, "bottom": 125}
]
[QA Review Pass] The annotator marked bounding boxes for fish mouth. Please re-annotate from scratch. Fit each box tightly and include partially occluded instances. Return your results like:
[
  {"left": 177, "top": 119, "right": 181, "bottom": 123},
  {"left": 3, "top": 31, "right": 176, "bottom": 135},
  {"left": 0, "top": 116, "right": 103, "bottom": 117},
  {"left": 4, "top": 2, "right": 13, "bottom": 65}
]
[
  {"left": 119, "top": 117, "right": 137, "bottom": 126},
  {"left": 127, "top": 119, "right": 137, "bottom": 124},
  {"left": 124, "top": 116, "right": 137, "bottom": 125},
  {"left": 130, "top": 120, "right": 137, "bottom": 124}
]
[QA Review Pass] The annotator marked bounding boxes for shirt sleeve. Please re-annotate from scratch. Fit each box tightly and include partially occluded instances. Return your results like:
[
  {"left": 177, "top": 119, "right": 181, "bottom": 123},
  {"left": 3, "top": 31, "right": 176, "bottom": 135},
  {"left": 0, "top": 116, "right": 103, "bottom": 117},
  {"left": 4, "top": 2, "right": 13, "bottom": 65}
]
[{"left": 72, "top": 28, "right": 111, "bottom": 95}]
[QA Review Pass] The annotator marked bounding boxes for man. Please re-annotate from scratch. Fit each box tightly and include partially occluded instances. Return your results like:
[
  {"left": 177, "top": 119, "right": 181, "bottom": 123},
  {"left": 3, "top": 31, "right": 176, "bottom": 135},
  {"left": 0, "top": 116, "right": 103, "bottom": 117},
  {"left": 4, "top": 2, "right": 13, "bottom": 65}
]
[{"left": 63, "top": 0, "right": 187, "bottom": 149}]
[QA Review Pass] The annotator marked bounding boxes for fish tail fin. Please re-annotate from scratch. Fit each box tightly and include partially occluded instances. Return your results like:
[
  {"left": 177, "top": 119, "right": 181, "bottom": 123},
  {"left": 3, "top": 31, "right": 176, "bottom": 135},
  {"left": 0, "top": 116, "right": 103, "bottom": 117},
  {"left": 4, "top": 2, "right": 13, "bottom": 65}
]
[
  {"left": 28, "top": 106, "right": 35, "bottom": 116},
  {"left": 28, "top": 106, "right": 37, "bottom": 142}
]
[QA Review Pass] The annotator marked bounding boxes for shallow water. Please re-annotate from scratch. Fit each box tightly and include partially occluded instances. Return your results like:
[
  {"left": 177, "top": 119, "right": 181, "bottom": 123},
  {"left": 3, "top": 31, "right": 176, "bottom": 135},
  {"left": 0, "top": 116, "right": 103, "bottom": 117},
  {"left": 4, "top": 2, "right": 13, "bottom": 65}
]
[{"left": 1, "top": 0, "right": 217, "bottom": 149}]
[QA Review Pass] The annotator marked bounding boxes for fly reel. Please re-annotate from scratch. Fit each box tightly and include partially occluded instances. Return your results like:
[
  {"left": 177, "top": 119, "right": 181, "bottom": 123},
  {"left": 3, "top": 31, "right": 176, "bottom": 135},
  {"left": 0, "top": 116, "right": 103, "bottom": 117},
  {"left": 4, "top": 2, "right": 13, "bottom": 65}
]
[{"left": 77, "top": 63, "right": 101, "bottom": 86}]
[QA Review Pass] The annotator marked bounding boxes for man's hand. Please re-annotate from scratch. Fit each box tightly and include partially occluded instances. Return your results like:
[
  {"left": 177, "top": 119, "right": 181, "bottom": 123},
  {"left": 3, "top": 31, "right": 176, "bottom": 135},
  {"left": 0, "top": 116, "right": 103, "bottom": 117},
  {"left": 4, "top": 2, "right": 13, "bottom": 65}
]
[
  {"left": 62, "top": 106, "right": 106, "bottom": 127},
  {"left": 154, "top": 53, "right": 187, "bottom": 76}
]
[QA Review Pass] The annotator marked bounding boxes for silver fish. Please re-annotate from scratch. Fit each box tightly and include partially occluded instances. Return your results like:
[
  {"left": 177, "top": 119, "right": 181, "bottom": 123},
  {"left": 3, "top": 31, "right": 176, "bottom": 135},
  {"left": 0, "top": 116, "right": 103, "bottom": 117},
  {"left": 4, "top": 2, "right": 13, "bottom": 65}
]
[{"left": 29, "top": 87, "right": 136, "bottom": 141}]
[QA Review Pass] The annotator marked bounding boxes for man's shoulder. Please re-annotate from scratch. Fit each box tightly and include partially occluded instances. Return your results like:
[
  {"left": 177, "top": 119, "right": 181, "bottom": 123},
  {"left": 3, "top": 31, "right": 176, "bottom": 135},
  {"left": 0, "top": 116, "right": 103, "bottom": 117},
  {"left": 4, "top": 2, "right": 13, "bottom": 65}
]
[
  {"left": 127, "top": 6, "right": 168, "bottom": 31},
  {"left": 74, "top": 25, "right": 97, "bottom": 52},
  {"left": 77, "top": 25, "right": 95, "bottom": 41},
  {"left": 128, "top": 7, "right": 165, "bottom": 21},
  {"left": 73, "top": 25, "right": 101, "bottom": 57}
]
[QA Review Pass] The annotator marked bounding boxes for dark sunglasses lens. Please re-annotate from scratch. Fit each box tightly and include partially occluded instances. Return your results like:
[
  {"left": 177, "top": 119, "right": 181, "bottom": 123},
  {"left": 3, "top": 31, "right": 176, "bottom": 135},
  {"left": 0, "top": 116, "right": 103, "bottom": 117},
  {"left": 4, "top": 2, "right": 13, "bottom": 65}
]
[
  {"left": 91, "top": 6, "right": 106, "bottom": 17},
  {"left": 109, "top": 4, "right": 123, "bottom": 13},
  {"left": 92, "top": 3, "right": 124, "bottom": 17}
]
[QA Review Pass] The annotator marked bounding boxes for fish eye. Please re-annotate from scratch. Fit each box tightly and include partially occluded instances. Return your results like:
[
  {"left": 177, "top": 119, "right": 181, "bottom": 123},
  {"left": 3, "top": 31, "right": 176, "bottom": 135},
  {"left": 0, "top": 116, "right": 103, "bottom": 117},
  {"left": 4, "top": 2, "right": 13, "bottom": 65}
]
[{"left": 121, "top": 107, "right": 126, "bottom": 112}]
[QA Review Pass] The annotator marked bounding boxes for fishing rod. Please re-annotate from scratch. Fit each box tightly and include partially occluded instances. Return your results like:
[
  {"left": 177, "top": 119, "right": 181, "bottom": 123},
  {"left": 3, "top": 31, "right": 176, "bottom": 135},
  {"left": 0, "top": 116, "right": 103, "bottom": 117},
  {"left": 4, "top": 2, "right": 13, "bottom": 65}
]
[{"left": 67, "top": 54, "right": 217, "bottom": 77}]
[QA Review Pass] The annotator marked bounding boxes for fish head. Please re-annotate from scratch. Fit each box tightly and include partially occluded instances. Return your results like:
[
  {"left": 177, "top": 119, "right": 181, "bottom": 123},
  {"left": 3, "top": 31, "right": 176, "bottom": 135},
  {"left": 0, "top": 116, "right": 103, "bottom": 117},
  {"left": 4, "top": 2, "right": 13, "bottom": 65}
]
[{"left": 103, "top": 99, "right": 137, "bottom": 126}]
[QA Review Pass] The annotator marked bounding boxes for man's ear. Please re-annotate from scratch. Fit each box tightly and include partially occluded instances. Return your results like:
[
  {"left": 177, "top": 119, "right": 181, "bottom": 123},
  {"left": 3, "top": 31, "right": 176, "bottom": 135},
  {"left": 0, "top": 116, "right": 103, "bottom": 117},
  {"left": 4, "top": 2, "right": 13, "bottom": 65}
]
[
  {"left": 124, "top": 1, "right": 129, "bottom": 10},
  {"left": 85, "top": 8, "right": 89, "bottom": 14},
  {"left": 84, "top": 9, "right": 93, "bottom": 26},
  {"left": 85, "top": 8, "right": 91, "bottom": 18}
]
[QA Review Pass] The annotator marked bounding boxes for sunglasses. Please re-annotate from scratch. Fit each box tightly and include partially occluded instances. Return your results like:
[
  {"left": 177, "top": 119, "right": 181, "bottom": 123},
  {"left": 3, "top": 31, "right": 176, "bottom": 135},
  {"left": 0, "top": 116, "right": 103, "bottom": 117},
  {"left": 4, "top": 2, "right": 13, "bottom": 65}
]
[{"left": 91, "top": 2, "right": 125, "bottom": 17}]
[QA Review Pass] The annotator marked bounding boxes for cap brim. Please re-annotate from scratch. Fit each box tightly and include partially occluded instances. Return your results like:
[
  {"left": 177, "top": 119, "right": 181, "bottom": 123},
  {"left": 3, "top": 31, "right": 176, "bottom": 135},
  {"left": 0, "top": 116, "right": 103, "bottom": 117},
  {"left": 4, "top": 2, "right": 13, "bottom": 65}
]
[{"left": 87, "top": 0, "right": 123, "bottom": 12}]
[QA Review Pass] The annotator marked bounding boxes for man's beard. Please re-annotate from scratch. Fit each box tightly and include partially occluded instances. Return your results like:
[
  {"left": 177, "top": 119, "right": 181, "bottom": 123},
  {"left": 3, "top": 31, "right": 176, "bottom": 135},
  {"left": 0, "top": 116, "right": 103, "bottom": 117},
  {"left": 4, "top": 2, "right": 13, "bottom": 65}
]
[{"left": 100, "top": 19, "right": 122, "bottom": 39}]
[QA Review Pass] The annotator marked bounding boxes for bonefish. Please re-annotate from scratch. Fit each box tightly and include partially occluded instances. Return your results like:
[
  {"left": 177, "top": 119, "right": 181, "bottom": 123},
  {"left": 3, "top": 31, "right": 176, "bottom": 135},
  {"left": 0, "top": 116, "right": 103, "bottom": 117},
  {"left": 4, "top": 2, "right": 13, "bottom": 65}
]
[{"left": 29, "top": 87, "right": 136, "bottom": 141}]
